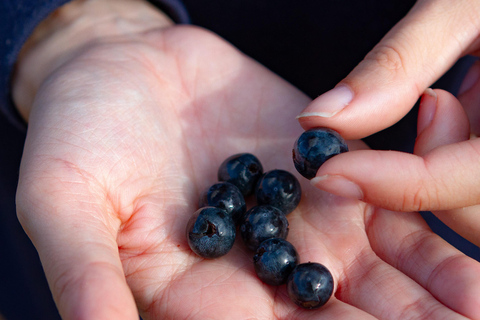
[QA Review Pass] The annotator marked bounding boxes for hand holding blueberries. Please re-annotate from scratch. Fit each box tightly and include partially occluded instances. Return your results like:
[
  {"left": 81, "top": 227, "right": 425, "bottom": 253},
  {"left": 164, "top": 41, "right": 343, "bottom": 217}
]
[
  {"left": 296, "top": 0, "right": 480, "bottom": 247},
  {"left": 11, "top": 0, "right": 480, "bottom": 319}
]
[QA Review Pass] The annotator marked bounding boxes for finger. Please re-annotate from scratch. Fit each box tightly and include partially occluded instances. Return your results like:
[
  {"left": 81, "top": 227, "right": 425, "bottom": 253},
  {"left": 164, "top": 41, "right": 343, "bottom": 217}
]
[
  {"left": 433, "top": 205, "right": 480, "bottom": 248},
  {"left": 291, "top": 195, "right": 466, "bottom": 319},
  {"left": 311, "top": 89, "right": 478, "bottom": 211},
  {"left": 367, "top": 207, "right": 480, "bottom": 319},
  {"left": 297, "top": 0, "right": 480, "bottom": 140},
  {"left": 414, "top": 88, "right": 470, "bottom": 156},
  {"left": 336, "top": 249, "right": 469, "bottom": 319},
  {"left": 16, "top": 171, "right": 138, "bottom": 320},
  {"left": 457, "top": 59, "right": 480, "bottom": 134},
  {"left": 414, "top": 89, "right": 480, "bottom": 246}
]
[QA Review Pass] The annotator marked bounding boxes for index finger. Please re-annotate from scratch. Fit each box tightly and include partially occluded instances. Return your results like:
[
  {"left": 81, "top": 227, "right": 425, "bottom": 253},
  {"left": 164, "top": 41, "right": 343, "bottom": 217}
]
[{"left": 297, "top": 0, "right": 480, "bottom": 139}]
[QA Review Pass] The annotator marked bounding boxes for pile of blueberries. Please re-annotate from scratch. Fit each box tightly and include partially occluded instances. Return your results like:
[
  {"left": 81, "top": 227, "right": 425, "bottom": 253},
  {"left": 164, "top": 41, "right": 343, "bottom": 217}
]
[{"left": 185, "top": 128, "right": 348, "bottom": 310}]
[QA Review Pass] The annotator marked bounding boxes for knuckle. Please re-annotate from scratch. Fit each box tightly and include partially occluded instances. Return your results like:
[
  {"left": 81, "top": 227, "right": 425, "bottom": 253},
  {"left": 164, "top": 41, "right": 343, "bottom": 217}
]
[
  {"left": 402, "top": 183, "right": 432, "bottom": 212},
  {"left": 364, "top": 44, "right": 406, "bottom": 72}
]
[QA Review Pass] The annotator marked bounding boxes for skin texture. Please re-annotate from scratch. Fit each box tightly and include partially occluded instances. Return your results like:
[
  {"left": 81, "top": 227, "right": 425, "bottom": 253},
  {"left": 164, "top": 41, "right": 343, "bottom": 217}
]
[{"left": 11, "top": 0, "right": 480, "bottom": 319}]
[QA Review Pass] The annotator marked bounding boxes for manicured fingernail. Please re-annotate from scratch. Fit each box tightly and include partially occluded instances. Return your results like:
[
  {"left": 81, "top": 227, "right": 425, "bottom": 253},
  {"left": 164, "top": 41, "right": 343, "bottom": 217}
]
[
  {"left": 458, "top": 61, "right": 480, "bottom": 95},
  {"left": 417, "top": 88, "right": 437, "bottom": 135},
  {"left": 310, "top": 175, "right": 363, "bottom": 200},
  {"left": 296, "top": 85, "right": 354, "bottom": 118}
]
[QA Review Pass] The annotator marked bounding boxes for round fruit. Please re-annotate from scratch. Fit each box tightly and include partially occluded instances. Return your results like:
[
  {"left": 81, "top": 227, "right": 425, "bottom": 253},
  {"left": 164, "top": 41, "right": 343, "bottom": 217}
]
[
  {"left": 240, "top": 205, "right": 289, "bottom": 251},
  {"left": 253, "top": 238, "right": 299, "bottom": 286},
  {"left": 199, "top": 182, "right": 246, "bottom": 224},
  {"left": 186, "top": 207, "right": 236, "bottom": 259},
  {"left": 218, "top": 153, "right": 263, "bottom": 196},
  {"left": 293, "top": 128, "right": 348, "bottom": 179},
  {"left": 255, "top": 169, "right": 301, "bottom": 215},
  {"left": 287, "top": 262, "right": 334, "bottom": 309}
]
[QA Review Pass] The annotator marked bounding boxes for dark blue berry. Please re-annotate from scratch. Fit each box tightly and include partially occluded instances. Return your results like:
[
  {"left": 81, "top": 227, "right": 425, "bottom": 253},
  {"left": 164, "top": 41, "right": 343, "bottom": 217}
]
[
  {"left": 240, "top": 205, "right": 289, "bottom": 251},
  {"left": 287, "top": 262, "right": 334, "bottom": 309},
  {"left": 199, "top": 182, "right": 246, "bottom": 224},
  {"left": 255, "top": 169, "right": 301, "bottom": 215},
  {"left": 218, "top": 153, "right": 263, "bottom": 196},
  {"left": 186, "top": 207, "right": 236, "bottom": 259},
  {"left": 253, "top": 238, "right": 299, "bottom": 286},
  {"left": 293, "top": 128, "right": 348, "bottom": 180}
]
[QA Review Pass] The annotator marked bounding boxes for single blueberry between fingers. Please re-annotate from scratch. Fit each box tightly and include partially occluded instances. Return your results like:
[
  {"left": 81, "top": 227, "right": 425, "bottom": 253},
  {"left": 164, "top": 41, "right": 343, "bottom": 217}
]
[
  {"left": 218, "top": 153, "right": 263, "bottom": 196},
  {"left": 287, "top": 262, "right": 334, "bottom": 309},
  {"left": 253, "top": 238, "right": 299, "bottom": 286},
  {"left": 240, "top": 205, "right": 289, "bottom": 251},
  {"left": 293, "top": 127, "right": 348, "bottom": 180},
  {"left": 199, "top": 181, "right": 246, "bottom": 224},
  {"left": 186, "top": 207, "right": 236, "bottom": 259},
  {"left": 255, "top": 169, "right": 301, "bottom": 215}
]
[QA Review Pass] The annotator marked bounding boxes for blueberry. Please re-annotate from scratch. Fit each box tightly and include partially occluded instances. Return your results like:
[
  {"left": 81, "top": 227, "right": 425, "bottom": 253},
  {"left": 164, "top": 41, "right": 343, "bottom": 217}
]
[
  {"left": 293, "top": 128, "right": 348, "bottom": 179},
  {"left": 240, "top": 205, "right": 289, "bottom": 251},
  {"left": 253, "top": 238, "right": 299, "bottom": 286},
  {"left": 218, "top": 153, "right": 263, "bottom": 196},
  {"left": 199, "top": 182, "right": 246, "bottom": 224},
  {"left": 255, "top": 169, "right": 301, "bottom": 215},
  {"left": 287, "top": 262, "right": 334, "bottom": 309},
  {"left": 186, "top": 207, "right": 236, "bottom": 259}
]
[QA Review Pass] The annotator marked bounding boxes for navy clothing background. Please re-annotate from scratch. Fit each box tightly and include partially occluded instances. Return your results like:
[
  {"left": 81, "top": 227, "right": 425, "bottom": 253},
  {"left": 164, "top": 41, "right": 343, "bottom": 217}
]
[{"left": 0, "top": 0, "right": 479, "bottom": 319}]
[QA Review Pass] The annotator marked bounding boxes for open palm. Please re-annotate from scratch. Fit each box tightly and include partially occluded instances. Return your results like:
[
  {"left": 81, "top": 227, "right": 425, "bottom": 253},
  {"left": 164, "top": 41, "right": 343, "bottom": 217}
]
[{"left": 16, "top": 25, "right": 480, "bottom": 319}]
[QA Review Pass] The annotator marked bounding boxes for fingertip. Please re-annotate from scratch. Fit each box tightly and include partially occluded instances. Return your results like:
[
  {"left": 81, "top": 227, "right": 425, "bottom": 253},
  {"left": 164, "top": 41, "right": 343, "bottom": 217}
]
[
  {"left": 309, "top": 149, "right": 435, "bottom": 212},
  {"left": 310, "top": 174, "right": 364, "bottom": 200},
  {"left": 296, "top": 85, "right": 354, "bottom": 119},
  {"left": 296, "top": 79, "right": 421, "bottom": 140},
  {"left": 416, "top": 88, "right": 437, "bottom": 136},
  {"left": 415, "top": 88, "right": 470, "bottom": 156}
]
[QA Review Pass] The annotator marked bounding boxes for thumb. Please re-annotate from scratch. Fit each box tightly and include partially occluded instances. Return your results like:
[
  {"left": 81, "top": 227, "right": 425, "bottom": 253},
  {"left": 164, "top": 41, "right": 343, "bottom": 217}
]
[
  {"left": 297, "top": 0, "right": 480, "bottom": 140},
  {"left": 16, "top": 175, "right": 138, "bottom": 320},
  {"left": 311, "top": 89, "right": 477, "bottom": 212}
]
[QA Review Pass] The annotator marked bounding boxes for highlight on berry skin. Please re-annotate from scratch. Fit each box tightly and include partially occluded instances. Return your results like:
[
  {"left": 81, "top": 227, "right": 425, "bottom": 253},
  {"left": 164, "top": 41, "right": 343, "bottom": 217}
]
[{"left": 293, "top": 127, "right": 348, "bottom": 180}]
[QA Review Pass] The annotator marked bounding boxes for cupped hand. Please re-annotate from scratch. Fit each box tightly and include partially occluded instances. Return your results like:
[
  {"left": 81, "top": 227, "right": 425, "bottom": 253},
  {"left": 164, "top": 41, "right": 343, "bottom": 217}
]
[
  {"left": 296, "top": 0, "right": 480, "bottom": 245},
  {"left": 15, "top": 24, "right": 480, "bottom": 319}
]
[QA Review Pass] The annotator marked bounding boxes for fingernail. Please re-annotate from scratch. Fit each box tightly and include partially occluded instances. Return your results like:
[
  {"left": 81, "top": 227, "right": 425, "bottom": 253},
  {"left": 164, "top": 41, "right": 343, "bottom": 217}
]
[
  {"left": 458, "top": 60, "right": 480, "bottom": 95},
  {"left": 417, "top": 88, "right": 437, "bottom": 135},
  {"left": 296, "top": 85, "right": 354, "bottom": 118},
  {"left": 311, "top": 175, "right": 363, "bottom": 200}
]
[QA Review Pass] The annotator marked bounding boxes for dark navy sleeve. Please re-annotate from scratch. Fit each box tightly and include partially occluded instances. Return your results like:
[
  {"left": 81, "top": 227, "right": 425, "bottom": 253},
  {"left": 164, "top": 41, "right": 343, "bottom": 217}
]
[{"left": 0, "top": 0, "right": 189, "bottom": 130}]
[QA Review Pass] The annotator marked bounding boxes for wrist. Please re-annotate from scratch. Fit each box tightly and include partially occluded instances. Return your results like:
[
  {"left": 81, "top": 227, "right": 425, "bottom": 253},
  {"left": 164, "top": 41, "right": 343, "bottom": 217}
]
[{"left": 12, "top": 0, "right": 173, "bottom": 121}]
